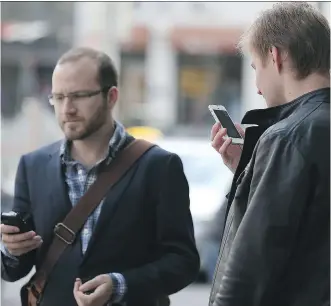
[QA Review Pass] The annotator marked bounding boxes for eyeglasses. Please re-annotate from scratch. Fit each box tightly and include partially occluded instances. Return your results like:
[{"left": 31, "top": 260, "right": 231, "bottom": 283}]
[{"left": 48, "top": 86, "right": 111, "bottom": 106}]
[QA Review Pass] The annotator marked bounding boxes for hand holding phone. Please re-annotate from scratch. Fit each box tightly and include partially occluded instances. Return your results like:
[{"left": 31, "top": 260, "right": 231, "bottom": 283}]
[
  {"left": 1, "top": 211, "right": 42, "bottom": 257},
  {"left": 209, "top": 105, "right": 245, "bottom": 173},
  {"left": 208, "top": 105, "right": 244, "bottom": 145}
]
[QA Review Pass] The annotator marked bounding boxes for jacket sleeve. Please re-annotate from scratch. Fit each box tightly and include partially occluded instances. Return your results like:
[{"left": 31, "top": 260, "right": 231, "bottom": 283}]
[
  {"left": 1, "top": 155, "right": 36, "bottom": 282},
  {"left": 121, "top": 153, "right": 200, "bottom": 303},
  {"left": 213, "top": 134, "right": 311, "bottom": 306}
]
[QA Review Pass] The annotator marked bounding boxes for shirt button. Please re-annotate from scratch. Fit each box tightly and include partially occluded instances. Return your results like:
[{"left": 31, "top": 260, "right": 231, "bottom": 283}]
[{"left": 83, "top": 228, "right": 89, "bottom": 235}]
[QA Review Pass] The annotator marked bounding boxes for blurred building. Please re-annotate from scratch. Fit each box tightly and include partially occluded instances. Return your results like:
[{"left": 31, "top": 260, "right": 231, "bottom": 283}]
[
  {"left": 120, "top": 2, "right": 246, "bottom": 133},
  {"left": 1, "top": 2, "right": 329, "bottom": 131},
  {"left": 120, "top": 2, "right": 329, "bottom": 132},
  {"left": 1, "top": 2, "right": 75, "bottom": 118}
]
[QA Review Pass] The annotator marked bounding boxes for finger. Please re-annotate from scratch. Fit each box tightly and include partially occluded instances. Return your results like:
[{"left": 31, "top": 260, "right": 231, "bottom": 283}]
[
  {"left": 79, "top": 276, "right": 104, "bottom": 292},
  {"left": 235, "top": 123, "right": 245, "bottom": 138},
  {"left": 74, "top": 290, "right": 90, "bottom": 306},
  {"left": 9, "top": 242, "right": 42, "bottom": 256},
  {"left": 0, "top": 224, "right": 20, "bottom": 234},
  {"left": 74, "top": 279, "right": 82, "bottom": 293},
  {"left": 212, "top": 128, "right": 227, "bottom": 149},
  {"left": 84, "top": 287, "right": 109, "bottom": 306},
  {"left": 219, "top": 138, "right": 232, "bottom": 156},
  {"left": 2, "top": 231, "right": 36, "bottom": 243},
  {"left": 93, "top": 282, "right": 110, "bottom": 297},
  {"left": 74, "top": 279, "right": 90, "bottom": 306},
  {"left": 8, "top": 241, "right": 42, "bottom": 257},
  {"left": 93, "top": 275, "right": 111, "bottom": 294},
  {"left": 210, "top": 122, "right": 221, "bottom": 141},
  {"left": 6, "top": 236, "right": 42, "bottom": 250}
]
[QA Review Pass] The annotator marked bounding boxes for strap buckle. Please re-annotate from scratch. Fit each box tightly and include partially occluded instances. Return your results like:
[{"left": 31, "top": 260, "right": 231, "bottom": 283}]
[
  {"left": 54, "top": 223, "right": 75, "bottom": 245},
  {"left": 27, "top": 283, "right": 42, "bottom": 304}
]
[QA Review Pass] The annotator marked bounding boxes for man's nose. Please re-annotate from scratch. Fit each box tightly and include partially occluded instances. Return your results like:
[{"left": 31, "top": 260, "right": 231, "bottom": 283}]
[{"left": 62, "top": 98, "right": 77, "bottom": 114}]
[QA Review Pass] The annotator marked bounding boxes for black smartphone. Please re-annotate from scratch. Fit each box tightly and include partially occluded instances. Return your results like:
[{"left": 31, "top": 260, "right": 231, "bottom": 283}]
[{"left": 1, "top": 211, "right": 33, "bottom": 233}]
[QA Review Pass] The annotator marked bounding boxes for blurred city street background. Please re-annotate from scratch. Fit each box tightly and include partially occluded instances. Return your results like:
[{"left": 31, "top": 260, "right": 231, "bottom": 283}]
[{"left": 1, "top": 2, "right": 330, "bottom": 305}]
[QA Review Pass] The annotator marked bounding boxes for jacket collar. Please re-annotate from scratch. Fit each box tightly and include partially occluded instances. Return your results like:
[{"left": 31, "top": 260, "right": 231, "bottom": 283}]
[
  {"left": 226, "top": 87, "right": 329, "bottom": 214},
  {"left": 241, "top": 87, "right": 330, "bottom": 128}
]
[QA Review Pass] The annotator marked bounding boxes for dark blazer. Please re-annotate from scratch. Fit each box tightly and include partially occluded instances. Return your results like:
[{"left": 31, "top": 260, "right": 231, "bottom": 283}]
[{"left": 1, "top": 139, "right": 200, "bottom": 306}]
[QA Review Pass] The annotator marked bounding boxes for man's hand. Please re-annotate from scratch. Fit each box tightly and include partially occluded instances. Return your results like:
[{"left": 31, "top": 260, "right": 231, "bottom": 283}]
[
  {"left": 0, "top": 224, "right": 42, "bottom": 256},
  {"left": 73, "top": 274, "right": 113, "bottom": 306},
  {"left": 211, "top": 122, "right": 245, "bottom": 174}
]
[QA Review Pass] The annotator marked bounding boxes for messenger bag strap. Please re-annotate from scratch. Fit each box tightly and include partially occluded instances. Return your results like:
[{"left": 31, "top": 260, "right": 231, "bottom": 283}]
[{"left": 29, "top": 139, "right": 155, "bottom": 301}]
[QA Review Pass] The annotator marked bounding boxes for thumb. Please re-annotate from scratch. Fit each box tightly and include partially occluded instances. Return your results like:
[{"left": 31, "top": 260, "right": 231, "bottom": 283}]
[{"left": 235, "top": 124, "right": 245, "bottom": 138}]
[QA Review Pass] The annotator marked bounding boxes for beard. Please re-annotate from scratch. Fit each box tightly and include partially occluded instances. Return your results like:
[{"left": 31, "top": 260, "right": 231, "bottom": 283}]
[{"left": 60, "top": 102, "right": 109, "bottom": 141}]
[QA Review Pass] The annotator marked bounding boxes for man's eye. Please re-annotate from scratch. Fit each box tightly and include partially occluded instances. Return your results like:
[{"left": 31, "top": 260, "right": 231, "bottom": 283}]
[
  {"left": 54, "top": 95, "right": 65, "bottom": 100},
  {"left": 72, "top": 92, "right": 88, "bottom": 98}
]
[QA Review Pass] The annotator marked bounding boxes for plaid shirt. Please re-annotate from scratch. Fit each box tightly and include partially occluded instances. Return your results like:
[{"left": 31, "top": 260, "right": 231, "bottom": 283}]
[{"left": 60, "top": 121, "right": 128, "bottom": 304}]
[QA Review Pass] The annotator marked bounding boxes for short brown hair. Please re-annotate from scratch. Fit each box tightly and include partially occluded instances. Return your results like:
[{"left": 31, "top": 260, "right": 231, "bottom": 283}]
[
  {"left": 57, "top": 47, "right": 118, "bottom": 88},
  {"left": 238, "top": 2, "right": 330, "bottom": 79}
]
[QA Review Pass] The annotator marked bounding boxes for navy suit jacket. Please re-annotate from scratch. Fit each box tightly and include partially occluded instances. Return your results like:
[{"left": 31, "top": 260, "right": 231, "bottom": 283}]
[{"left": 2, "top": 139, "right": 200, "bottom": 305}]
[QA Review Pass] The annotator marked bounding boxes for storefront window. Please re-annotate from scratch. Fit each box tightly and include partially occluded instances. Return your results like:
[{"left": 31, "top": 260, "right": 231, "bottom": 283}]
[
  {"left": 119, "top": 52, "right": 146, "bottom": 126},
  {"left": 177, "top": 54, "right": 242, "bottom": 127}
]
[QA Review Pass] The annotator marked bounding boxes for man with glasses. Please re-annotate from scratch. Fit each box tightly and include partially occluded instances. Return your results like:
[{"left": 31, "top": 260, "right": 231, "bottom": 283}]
[{"left": 0, "top": 47, "right": 200, "bottom": 306}]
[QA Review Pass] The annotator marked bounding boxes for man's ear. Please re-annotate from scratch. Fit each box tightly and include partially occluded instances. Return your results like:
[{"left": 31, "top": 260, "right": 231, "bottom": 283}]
[
  {"left": 107, "top": 86, "right": 118, "bottom": 109},
  {"left": 270, "top": 46, "right": 288, "bottom": 73},
  {"left": 270, "top": 46, "right": 281, "bottom": 70}
]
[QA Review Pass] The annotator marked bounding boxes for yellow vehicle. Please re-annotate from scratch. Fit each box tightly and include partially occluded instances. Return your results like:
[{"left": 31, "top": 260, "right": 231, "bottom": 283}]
[{"left": 126, "top": 126, "right": 163, "bottom": 142}]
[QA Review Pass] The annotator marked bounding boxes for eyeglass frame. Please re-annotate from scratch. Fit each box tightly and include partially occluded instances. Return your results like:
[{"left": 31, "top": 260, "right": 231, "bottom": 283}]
[{"left": 48, "top": 86, "right": 113, "bottom": 106}]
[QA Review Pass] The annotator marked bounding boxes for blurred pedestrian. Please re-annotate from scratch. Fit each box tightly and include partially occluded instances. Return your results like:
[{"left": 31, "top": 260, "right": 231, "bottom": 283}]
[
  {"left": 1, "top": 47, "right": 200, "bottom": 306},
  {"left": 209, "top": 2, "right": 330, "bottom": 306}
]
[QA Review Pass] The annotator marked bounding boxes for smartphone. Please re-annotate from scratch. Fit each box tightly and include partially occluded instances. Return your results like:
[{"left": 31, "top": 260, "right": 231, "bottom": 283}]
[
  {"left": 1, "top": 211, "right": 33, "bottom": 233},
  {"left": 208, "top": 105, "right": 244, "bottom": 145}
]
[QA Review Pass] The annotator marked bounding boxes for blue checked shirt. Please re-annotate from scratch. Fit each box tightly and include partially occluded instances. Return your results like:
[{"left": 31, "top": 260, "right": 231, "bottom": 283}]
[
  {"left": 60, "top": 121, "right": 128, "bottom": 304},
  {"left": 1, "top": 121, "right": 128, "bottom": 304}
]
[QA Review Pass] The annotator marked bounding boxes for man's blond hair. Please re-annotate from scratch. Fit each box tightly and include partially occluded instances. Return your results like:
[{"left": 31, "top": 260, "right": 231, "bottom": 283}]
[{"left": 238, "top": 2, "right": 330, "bottom": 79}]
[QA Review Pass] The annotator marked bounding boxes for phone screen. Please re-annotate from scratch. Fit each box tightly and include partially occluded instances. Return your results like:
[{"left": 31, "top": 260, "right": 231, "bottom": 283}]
[{"left": 213, "top": 109, "right": 241, "bottom": 138}]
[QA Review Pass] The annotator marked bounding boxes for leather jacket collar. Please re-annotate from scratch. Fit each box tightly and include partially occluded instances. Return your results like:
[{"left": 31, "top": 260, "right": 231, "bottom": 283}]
[
  {"left": 241, "top": 87, "right": 330, "bottom": 129},
  {"left": 227, "top": 87, "right": 330, "bottom": 209}
]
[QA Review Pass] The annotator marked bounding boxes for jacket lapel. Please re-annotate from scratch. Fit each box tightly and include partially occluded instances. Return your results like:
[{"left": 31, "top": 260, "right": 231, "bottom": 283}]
[
  {"left": 35, "top": 142, "right": 73, "bottom": 258},
  {"left": 46, "top": 142, "right": 72, "bottom": 221},
  {"left": 81, "top": 167, "right": 135, "bottom": 263}
]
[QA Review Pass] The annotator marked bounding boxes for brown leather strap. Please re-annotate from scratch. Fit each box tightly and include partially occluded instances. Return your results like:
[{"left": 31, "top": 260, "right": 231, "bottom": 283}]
[{"left": 31, "top": 139, "right": 155, "bottom": 297}]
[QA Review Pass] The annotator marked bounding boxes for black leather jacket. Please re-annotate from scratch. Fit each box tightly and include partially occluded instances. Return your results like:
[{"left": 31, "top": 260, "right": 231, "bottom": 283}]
[{"left": 210, "top": 88, "right": 330, "bottom": 306}]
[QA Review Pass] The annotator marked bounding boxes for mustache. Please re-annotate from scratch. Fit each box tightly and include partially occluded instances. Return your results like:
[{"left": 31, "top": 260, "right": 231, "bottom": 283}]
[
  {"left": 63, "top": 117, "right": 83, "bottom": 123},
  {"left": 61, "top": 113, "right": 83, "bottom": 120}
]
